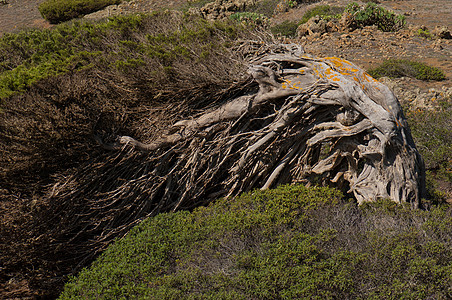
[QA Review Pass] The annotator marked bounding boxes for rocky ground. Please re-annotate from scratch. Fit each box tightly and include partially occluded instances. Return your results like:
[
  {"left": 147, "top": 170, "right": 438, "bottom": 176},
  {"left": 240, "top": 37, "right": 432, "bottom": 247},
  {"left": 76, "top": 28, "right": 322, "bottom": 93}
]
[{"left": 0, "top": 0, "right": 451, "bottom": 298}]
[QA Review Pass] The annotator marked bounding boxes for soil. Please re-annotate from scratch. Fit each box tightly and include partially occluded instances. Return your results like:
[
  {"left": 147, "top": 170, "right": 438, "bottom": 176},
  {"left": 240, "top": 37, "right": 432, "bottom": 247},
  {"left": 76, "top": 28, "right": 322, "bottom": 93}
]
[{"left": 0, "top": 0, "right": 451, "bottom": 298}]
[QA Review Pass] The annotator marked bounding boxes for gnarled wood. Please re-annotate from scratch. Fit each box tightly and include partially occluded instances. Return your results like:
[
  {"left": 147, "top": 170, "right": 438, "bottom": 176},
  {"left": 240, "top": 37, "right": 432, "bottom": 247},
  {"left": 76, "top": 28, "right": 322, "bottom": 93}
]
[
  {"left": 51, "top": 42, "right": 425, "bottom": 262},
  {"left": 95, "top": 43, "right": 424, "bottom": 206}
]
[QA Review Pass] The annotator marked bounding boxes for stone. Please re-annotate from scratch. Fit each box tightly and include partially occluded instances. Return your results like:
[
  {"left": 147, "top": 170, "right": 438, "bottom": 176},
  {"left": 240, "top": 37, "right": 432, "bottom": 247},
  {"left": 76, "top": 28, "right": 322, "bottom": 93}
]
[
  {"left": 433, "top": 26, "right": 452, "bottom": 39},
  {"left": 296, "top": 16, "right": 328, "bottom": 37}
]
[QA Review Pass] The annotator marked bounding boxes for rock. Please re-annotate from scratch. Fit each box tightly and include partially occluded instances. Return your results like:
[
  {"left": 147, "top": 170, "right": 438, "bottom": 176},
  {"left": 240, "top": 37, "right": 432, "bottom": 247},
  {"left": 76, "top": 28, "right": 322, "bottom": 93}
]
[
  {"left": 433, "top": 25, "right": 452, "bottom": 39},
  {"left": 273, "top": 0, "right": 290, "bottom": 15},
  {"left": 431, "top": 39, "right": 443, "bottom": 50},
  {"left": 200, "top": 0, "right": 257, "bottom": 20},
  {"left": 339, "top": 12, "right": 355, "bottom": 31},
  {"left": 296, "top": 16, "right": 328, "bottom": 37},
  {"left": 326, "top": 18, "right": 340, "bottom": 32},
  {"left": 187, "top": 7, "right": 203, "bottom": 16}
]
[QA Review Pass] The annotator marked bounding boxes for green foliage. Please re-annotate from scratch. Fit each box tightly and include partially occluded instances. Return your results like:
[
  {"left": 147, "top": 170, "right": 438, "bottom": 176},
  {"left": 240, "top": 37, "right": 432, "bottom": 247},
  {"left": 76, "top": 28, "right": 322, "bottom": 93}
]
[
  {"left": 416, "top": 28, "right": 432, "bottom": 39},
  {"left": 300, "top": 5, "right": 343, "bottom": 24},
  {"left": 38, "top": 0, "right": 121, "bottom": 24},
  {"left": 405, "top": 97, "right": 452, "bottom": 182},
  {"left": 59, "top": 186, "right": 452, "bottom": 299},
  {"left": 270, "top": 20, "right": 299, "bottom": 37},
  {"left": 345, "top": 2, "right": 406, "bottom": 32},
  {"left": 368, "top": 59, "right": 446, "bottom": 81},
  {"left": 0, "top": 12, "right": 249, "bottom": 102},
  {"left": 287, "top": 0, "right": 297, "bottom": 8},
  {"left": 230, "top": 12, "right": 269, "bottom": 25}
]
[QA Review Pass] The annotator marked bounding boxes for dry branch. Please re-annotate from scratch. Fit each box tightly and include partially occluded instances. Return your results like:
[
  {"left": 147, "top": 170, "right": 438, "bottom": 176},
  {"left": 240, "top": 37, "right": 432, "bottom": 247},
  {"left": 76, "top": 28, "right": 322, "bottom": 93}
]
[{"left": 46, "top": 42, "right": 425, "bottom": 265}]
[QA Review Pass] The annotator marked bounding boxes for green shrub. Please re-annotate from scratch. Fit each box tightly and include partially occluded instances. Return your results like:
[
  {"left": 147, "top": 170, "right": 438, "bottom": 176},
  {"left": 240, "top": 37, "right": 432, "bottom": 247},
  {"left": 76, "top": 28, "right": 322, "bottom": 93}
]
[
  {"left": 345, "top": 2, "right": 405, "bottom": 32},
  {"left": 405, "top": 97, "right": 452, "bottom": 185},
  {"left": 368, "top": 59, "right": 446, "bottom": 81},
  {"left": 270, "top": 20, "right": 299, "bottom": 37},
  {"left": 300, "top": 5, "right": 343, "bottom": 24},
  {"left": 0, "top": 12, "right": 254, "bottom": 102},
  {"left": 59, "top": 185, "right": 452, "bottom": 299},
  {"left": 38, "top": 0, "right": 121, "bottom": 24},
  {"left": 416, "top": 28, "right": 432, "bottom": 39},
  {"left": 230, "top": 12, "right": 269, "bottom": 25}
]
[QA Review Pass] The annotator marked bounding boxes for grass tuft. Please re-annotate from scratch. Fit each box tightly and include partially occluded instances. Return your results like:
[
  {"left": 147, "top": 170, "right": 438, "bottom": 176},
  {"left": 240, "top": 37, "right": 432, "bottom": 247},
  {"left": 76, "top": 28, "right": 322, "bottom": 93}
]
[
  {"left": 368, "top": 59, "right": 446, "bottom": 81},
  {"left": 300, "top": 5, "right": 343, "bottom": 24},
  {"left": 38, "top": 0, "right": 122, "bottom": 24},
  {"left": 270, "top": 20, "right": 299, "bottom": 37}
]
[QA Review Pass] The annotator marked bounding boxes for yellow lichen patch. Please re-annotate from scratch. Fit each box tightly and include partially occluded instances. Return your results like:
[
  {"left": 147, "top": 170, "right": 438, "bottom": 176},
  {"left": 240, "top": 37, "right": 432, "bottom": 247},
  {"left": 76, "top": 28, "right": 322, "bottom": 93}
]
[
  {"left": 312, "top": 67, "right": 324, "bottom": 79},
  {"left": 363, "top": 72, "right": 378, "bottom": 83},
  {"left": 292, "top": 82, "right": 301, "bottom": 90},
  {"left": 321, "top": 57, "right": 358, "bottom": 73},
  {"left": 282, "top": 78, "right": 303, "bottom": 90},
  {"left": 324, "top": 68, "right": 333, "bottom": 75}
]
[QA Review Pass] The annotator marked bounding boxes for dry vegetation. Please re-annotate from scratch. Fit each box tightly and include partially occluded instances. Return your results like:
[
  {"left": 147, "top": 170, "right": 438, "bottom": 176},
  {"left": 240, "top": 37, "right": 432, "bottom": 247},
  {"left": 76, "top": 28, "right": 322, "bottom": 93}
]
[
  {"left": 0, "top": 12, "right": 268, "bottom": 298},
  {"left": 0, "top": 1, "right": 451, "bottom": 298}
]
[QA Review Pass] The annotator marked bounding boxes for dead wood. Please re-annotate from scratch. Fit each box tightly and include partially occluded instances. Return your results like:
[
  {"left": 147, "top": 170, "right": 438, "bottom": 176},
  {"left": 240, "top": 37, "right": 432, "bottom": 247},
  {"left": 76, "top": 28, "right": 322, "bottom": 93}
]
[{"left": 43, "top": 42, "right": 425, "bottom": 267}]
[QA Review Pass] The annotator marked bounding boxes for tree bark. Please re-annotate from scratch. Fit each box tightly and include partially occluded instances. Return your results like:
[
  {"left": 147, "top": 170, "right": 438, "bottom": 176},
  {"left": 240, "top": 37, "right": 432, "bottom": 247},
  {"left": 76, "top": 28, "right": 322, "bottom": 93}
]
[{"left": 50, "top": 42, "right": 425, "bottom": 259}]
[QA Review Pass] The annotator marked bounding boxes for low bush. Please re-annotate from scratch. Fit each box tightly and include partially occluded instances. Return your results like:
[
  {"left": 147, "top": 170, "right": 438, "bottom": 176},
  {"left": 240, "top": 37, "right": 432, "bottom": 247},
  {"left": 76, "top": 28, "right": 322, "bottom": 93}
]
[
  {"left": 230, "top": 11, "right": 269, "bottom": 25},
  {"left": 38, "top": 0, "right": 121, "bottom": 24},
  {"left": 300, "top": 5, "right": 343, "bottom": 24},
  {"left": 416, "top": 28, "right": 432, "bottom": 39},
  {"left": 405, "top": 97, "right": 452, "bottom": 185},
  {"left": 368, "top": 59, "right": 446, "bottom": 81},
  {"left": 59, "top": 184, "right": 452, "bottom": 299},
  {"left": 345, "top": 2, "right": 405, "bottom": 32},
  {"left": 270, "top": 20, "right": 299, "bottom": 37}
]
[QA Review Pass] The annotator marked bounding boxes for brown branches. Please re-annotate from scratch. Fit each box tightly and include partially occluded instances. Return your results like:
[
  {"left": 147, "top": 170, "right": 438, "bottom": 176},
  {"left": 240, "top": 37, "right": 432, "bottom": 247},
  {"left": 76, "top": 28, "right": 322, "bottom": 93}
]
[{"left": 42, "top": 42, "right": 425, "bottom": 274}]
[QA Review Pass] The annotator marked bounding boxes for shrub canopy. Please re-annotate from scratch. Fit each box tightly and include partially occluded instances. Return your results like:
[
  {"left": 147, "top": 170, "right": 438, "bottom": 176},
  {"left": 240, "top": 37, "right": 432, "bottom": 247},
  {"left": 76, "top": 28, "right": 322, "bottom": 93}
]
[
  {"left": 39, "top": 0, "right": 121, "bottom": 24},
  {"left": 60, "top": 185, "right": 452, "bottom": 299}
]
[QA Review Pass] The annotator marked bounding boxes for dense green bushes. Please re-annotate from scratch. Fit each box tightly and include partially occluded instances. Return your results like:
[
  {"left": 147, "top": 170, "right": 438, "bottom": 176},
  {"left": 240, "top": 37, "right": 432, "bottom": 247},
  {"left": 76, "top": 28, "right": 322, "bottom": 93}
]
[
  {"left": 345, "top": 2, "right": 405, "bottom": 32},
  {"left": 38, "top": 0, "right": 121, "bottom": 24},
  {"left": 270, "top": 20, "right": 299, "bottom": 37},
  {"left": 300, "top": 5, "right": 343, "bottom": 24},
  {"left": 406, "top": 97, "right": 452, "bottom": 193},
  {"left": 0, "top": 12, "right": 258, "bottom": 102},
  {"left": 60, "top": 184, "right": 452, "bottom": 299},
  {"left": 368, "top": 59, "right": 446, "bottom": 81}
]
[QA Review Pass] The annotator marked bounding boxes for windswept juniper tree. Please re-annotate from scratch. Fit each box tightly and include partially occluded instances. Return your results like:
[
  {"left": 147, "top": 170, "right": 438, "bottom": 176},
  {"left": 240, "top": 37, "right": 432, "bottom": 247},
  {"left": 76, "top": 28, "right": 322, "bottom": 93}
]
[
  {"left": 94, "top": 43, "right": 425, "bottom": 204},
  {"left": 46, "top": 42, "right": 425, "bottom": 263}
]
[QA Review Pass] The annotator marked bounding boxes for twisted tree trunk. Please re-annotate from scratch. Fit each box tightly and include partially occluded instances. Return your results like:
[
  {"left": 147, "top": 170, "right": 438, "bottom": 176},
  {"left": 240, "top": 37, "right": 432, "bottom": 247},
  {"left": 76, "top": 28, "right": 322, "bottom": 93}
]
[
  {"left": 47, "top": 42, "right": 425, "bottom": 264},
  {"left": 97, "top": 42, "right": 425, "bottom": 207}
]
